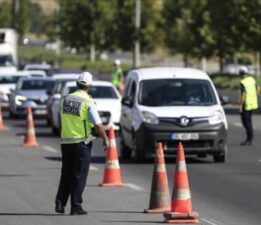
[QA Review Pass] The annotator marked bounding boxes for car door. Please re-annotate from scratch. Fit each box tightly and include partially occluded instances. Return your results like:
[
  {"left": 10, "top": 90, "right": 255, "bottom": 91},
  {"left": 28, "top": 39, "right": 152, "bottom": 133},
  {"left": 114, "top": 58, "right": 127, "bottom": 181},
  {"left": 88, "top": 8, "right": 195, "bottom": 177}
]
[{"left": 120, "top": 79, "right": 136, "bottom": 147}]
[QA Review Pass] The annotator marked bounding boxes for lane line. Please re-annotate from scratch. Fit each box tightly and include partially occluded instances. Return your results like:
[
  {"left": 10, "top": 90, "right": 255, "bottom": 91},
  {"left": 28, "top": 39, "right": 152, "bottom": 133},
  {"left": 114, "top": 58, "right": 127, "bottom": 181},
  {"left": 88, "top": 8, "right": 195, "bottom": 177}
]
[
  {"left": 90, "top": 164, "right": 99, "bottom": 171},
  {"left": 201, "top": 217, "right": 223, "bottom": 225},
  {"left": 233, "top": 122, "right": 242, "bottom": 127},
  {"left": 43, "top": 146, "right": 59, "bottom": 153},
  {"left": 125, "top": 183, "right": 146, "bottom": 191}
]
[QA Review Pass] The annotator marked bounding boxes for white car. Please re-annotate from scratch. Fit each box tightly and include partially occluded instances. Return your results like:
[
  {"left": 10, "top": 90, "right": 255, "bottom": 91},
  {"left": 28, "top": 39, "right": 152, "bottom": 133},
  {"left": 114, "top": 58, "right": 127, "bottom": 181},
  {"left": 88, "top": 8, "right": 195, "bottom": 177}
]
[
  {"left": 51, "top": 80, "right": 121, "bottom": 134},
  {"left": 24, "top": 64, "right": 60, "bottom": 76},
  {"left": 0, "top": 71, "right": 30, "bottom": 109}
]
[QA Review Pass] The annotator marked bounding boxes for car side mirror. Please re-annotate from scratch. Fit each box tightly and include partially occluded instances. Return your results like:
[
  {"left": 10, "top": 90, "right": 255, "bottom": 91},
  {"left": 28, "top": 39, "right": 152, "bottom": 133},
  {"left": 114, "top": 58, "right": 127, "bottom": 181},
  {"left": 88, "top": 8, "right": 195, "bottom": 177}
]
[
  {"left": 220, "top": 95, "right": 230, "bottom": 105},
  {"left": 53, "top": 93, "right": 61, "bottom": 100},
  {"left": 121, "top": 96, "right": 133, "bottom": 107}
]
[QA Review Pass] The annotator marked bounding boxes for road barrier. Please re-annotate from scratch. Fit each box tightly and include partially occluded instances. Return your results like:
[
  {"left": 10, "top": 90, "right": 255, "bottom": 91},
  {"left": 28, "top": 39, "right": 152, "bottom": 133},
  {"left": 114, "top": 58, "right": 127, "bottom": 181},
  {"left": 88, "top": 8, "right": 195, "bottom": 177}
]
[
  {"left": 164, "top": 142, "right": 198, "bottom": 224},
  {"left": 99, "top": 127, "right": 124, "bottom": 187},
  {"left": 23, "top": 106, "right": 39, "bottom": 147},
  {"left": 144, "top": 142, "right": 171, "bottom": 214}
]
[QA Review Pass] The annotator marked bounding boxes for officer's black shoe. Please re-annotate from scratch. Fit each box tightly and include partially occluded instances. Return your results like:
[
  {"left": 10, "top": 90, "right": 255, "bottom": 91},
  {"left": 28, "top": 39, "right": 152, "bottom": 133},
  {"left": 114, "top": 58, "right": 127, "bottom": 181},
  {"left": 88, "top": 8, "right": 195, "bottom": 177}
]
[
  {"left": 55, "top": 203, "right": 65, "bottom": 214},
  {"left": 240, "top": 140, "right": 252, "bottom": 146},
  {"left": 70, "top": 208, "right": 88, "bottom": 215}
]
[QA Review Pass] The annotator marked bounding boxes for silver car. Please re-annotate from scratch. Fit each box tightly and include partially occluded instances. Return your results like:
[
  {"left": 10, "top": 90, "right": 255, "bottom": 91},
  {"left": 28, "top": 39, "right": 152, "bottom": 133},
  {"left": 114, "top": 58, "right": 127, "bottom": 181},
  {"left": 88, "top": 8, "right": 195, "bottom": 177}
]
[{"left": 9, "top": 77, "right": 55, "bottom": 118}]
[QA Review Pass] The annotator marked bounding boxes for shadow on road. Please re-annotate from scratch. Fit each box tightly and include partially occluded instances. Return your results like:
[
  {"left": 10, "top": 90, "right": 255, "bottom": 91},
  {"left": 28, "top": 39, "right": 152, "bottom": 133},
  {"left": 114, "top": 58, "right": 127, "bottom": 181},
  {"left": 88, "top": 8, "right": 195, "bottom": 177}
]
[{"left": 0, "top": 212, "right": 67, "bottom": 216}]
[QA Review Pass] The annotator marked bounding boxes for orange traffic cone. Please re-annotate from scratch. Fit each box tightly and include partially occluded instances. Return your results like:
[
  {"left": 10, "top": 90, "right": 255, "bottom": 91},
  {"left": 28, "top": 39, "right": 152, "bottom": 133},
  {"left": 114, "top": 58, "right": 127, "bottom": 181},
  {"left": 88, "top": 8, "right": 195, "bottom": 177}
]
[
  {"left": 144, "top": 142, "right": 171, "bottom": 214},
  {"left": 23, "top": 106, "right": 38, "bottom": 147},
  {"left": 99, "top": 127, "right": 124, "bottom": 187},
  {"left": 0, "top": 104, "right": 4, "bottom": 130},
  {"left": 164, "top": 142, "right": 199, "bottom": 224}
]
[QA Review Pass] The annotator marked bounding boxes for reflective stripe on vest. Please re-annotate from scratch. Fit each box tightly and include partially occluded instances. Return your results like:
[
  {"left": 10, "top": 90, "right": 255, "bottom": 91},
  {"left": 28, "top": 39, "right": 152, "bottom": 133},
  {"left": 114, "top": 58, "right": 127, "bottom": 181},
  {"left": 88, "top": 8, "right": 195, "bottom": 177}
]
[
  {"left": 241, "top": 76, "right": 258, "bottom": 111},
  {"left": 61, "top": 90, "right": 93, "bottom": 144}
]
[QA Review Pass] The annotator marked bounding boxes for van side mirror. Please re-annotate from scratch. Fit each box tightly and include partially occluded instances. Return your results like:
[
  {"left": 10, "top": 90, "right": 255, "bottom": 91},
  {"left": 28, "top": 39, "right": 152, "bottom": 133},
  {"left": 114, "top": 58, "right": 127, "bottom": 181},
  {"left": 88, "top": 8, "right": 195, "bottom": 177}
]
[
  {"left": 121, "top": 96, "right": 133, "bottom": 107},
  {"left": 220, "top": 95, "right": 230, "bottom": 105}
]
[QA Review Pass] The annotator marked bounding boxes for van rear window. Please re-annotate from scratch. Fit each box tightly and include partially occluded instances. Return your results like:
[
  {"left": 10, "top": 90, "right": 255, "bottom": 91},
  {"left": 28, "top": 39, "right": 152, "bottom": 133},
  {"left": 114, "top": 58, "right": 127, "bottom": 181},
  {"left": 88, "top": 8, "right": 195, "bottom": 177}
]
[{"left": 138, "top": 79, "right": 217, "bottom": 106}]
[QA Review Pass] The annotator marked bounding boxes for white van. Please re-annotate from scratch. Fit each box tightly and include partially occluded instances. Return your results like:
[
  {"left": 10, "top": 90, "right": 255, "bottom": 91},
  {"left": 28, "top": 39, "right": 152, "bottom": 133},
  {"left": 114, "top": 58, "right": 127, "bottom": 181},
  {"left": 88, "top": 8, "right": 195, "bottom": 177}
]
[{"left": 119, "top": 67, "right": 228, "bottom": 162}]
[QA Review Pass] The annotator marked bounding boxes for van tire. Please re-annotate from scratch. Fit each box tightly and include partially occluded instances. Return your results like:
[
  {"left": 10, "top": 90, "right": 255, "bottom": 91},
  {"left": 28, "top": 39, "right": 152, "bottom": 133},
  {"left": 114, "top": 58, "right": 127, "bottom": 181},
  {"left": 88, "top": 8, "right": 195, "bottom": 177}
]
[
  {"left": 132, "top": 133, "right": 145, "bottom": 163},
  {"left": 120, "top": 138, "right": 132, "bottom": 160},
  {"left": 213, "top": 151, "right": 226, "bottom": 163}
]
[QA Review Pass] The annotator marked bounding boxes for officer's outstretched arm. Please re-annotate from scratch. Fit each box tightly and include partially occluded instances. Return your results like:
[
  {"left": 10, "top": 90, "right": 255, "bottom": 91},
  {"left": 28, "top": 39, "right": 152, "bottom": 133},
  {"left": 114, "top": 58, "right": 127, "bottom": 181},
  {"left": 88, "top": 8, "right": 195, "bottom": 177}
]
[{"left": 95, "top": 124, "right": 109, "bottom": 151}]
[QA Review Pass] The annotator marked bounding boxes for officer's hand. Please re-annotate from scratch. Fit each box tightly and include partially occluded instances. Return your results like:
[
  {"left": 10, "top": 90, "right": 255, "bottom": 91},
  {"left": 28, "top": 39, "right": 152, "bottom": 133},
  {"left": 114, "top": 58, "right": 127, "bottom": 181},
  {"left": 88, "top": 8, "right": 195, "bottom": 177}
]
[
  {"left": 103, "top": 138, "right": 110, "bottom": 151},
  {"left": 239, "top": 105, "right": 243, "bottom": 113}
]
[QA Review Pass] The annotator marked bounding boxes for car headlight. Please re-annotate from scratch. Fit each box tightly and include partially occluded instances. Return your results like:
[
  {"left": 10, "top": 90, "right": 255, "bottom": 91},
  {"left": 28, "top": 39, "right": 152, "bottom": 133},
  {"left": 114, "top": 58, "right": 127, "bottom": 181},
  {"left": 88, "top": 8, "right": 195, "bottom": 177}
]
[
  {"left": 15, "top": 95, "right": 27, "bottom": 106},
  {"left": 209, "top": 111, "right": 223, "bottom": 125},
  {"left": 141, "top": 111, "right": 159, "bottom": 124}
]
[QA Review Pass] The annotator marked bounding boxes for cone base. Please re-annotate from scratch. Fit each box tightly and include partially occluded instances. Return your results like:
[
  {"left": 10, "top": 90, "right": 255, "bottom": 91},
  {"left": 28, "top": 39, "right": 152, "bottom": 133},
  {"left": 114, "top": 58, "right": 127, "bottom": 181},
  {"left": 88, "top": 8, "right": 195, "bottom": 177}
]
[
  {"left": 164, "top": 212, "right": 198, "bottom": 219},
  {"left": 144, "top": 207, "right": 170, "bottom": 214},
  {"left": 164, "top": 218, "right": 199, "bottom": 224},
  {"left": 99, "top": 183, "right": 124, "bottom": 187},
  {"left": 23, "top": 143, "right": 39, "bottom": 147}
]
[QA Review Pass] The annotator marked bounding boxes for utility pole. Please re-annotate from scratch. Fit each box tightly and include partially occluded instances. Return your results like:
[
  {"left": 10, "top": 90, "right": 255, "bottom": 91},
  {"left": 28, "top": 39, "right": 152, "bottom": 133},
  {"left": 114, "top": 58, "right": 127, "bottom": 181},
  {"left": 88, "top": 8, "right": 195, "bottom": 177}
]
[
  {"left": 133, "top": 0, "right": 141, "bottom": 68},
  {"left": 55, "top": 0, "right": 61, "bottom": 56}
]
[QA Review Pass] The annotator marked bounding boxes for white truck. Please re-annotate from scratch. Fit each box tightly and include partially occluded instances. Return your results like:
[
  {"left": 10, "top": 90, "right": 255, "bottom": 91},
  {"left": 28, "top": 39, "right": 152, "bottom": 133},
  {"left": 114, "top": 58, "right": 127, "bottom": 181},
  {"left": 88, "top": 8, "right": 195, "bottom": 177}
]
[{"left": 0, "top": 28, "right": 18, "bottom": 72}]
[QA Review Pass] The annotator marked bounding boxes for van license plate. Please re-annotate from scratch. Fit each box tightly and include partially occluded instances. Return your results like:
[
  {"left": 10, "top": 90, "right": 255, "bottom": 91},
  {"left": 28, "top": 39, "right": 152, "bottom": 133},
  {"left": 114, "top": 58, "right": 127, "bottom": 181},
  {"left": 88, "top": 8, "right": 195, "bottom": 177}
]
[{"left": 170, "top": 133, "right": 199, "bottom": 140}]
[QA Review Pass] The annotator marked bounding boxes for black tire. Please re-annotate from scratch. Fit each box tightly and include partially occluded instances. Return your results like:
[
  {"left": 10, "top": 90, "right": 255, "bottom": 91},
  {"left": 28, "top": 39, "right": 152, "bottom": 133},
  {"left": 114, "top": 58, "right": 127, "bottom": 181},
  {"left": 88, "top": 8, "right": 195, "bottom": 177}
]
[
  {"left": 120, "top": 139, "right": 132, "bottom": 160},
  {"left": 213, "top": 151, "right": 226, "bottom": 163},
  {"left": 131, "top": 133, "right": 145, "bottom": 163}
]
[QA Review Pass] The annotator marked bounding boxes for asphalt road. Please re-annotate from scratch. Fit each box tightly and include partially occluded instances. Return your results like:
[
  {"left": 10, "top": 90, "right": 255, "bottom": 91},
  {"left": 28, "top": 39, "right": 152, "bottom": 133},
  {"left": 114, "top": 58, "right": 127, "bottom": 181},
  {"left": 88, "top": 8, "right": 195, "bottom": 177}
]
[{"left": 0, "top": 111, "right": 261, "bottom": 225}]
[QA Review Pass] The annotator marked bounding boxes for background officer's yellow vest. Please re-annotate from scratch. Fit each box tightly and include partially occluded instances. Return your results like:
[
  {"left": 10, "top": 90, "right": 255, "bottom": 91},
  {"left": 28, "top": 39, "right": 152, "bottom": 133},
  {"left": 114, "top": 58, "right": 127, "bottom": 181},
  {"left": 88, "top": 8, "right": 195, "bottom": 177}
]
[
  {"left": 61, "top": 90, "right": 93, "bottom": 144},
  {"left": 241, "top": 76, "right": 258, "bottom": 111}
]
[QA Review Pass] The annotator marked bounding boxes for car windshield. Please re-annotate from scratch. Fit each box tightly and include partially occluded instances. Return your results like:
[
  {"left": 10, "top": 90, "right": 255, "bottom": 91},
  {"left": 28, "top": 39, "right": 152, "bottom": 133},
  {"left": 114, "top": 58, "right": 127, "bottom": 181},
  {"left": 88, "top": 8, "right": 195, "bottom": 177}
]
[
  {"left": 0, "top": 75, "right": 24, "bottom": 84},
  {"left": 138, "top": 79, "right": 217, "bottom": 106},
  {"left": 20, "top": 80, "right": 55, "bottom": 91},
  {"left": 89, "top": 86, "right": 118, "bottom": 99},
  {"left": 63, "top": 86, "right": 77, "bottom": 96}
]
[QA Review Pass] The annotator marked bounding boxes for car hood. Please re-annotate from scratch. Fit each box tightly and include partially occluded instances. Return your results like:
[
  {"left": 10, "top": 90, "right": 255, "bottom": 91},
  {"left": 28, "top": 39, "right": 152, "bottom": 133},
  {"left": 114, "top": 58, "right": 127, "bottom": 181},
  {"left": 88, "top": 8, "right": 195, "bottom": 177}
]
[
  {"left": 138, "top": 105, "right": 223, "bottom": 118},
  {"left": 17, "top": 90, "right": 48, "bottom": 99},
  {"left": 94, "top": 99, "right": 121, "bottom": 112}
]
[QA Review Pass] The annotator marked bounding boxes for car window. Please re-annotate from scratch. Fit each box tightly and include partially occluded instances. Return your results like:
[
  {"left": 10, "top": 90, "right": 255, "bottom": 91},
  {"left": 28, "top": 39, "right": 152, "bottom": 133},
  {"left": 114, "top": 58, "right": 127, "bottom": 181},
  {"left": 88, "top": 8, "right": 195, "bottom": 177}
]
[
  {"left": 0, "top": 55, "right": 14, "bottom": 67},
  {"left": 0, "top": 75, "right": 24, "bottom": 84},
  {"left": 138, "top": 79, "right": 217, "bottom": 106},
  {"left": 63, "top": 86, "right": 77, "bottom": 96},
  {"left": 89, "top": 86, "right": 118, "bottom": 99},
  {"left": 20, "top": 80, "right": 55, "bottom": 91}
]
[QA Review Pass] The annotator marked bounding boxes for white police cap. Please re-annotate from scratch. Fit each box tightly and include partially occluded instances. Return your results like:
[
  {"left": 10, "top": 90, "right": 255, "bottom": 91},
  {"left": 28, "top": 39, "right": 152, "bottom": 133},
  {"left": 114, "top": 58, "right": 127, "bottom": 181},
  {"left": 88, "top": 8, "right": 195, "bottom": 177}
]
[{"left": 77, "top": 72, "right": 93, "bottom": 86}]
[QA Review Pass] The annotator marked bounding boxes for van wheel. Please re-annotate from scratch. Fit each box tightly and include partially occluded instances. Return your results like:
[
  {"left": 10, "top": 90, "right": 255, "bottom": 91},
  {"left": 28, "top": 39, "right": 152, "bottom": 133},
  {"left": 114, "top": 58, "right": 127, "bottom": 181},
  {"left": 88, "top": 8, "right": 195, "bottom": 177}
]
[
  {"left": 132, "top": 134, "right": 145, "bottom": 163},
  {"left": 213, "top": 151, "right": 226, "bottom": 163},
  {"left": 120, "top": 136, "right": 132, "bottom": 160}
]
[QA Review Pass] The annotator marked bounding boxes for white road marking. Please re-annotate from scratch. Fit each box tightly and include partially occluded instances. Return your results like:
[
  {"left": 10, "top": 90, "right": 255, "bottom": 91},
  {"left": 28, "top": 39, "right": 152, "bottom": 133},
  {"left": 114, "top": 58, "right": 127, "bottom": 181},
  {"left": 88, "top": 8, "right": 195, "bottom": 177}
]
[
  {"left": 201, "top": 217, "right": 223, "bottom": 225},
  {"left": 125, "top": 183, "right": 146, "bottom": 191},
  {"left": 90, "top": 165, "right": 98, "bottom": 171},
  {"left": 233, "top": 122, "right": 242, "bottom": 127},
  {"left": 43, "top": 146, "right": 59, "bottom": 153}
]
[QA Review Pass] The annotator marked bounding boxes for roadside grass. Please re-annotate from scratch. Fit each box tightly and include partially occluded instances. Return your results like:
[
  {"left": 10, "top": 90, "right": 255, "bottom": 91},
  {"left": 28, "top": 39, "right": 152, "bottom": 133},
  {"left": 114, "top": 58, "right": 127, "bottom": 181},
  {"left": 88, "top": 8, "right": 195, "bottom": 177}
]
[{"left": 19, "top": 46, "right": 261, "bottom": 89}]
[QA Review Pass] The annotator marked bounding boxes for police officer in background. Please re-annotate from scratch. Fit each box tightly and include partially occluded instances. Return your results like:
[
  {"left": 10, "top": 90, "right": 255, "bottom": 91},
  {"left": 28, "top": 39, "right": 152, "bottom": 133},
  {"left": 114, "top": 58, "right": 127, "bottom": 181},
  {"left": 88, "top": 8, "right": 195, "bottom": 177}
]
[
  {"left": 111, "top": 59, "right": 124, "bottom": 95},
  {"left": 55, "top": 72, "right": 109, "bottom": 215},
  {"left": 239, "top": 66, "right": 260, "bottom": 146}
]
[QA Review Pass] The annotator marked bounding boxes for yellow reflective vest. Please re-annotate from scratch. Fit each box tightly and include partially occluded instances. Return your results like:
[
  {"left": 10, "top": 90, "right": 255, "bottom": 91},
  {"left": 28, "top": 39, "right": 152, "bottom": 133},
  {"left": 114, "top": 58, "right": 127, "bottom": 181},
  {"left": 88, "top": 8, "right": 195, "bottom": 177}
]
[
  {"left": 61, "top": 90, "right": 93, "bottom": 144},
  {"left": 111, "top": 68, "right": 123, "bottom": 88},
  {"left": 240, "top": 76, "right": 258, "bottom": 111}
]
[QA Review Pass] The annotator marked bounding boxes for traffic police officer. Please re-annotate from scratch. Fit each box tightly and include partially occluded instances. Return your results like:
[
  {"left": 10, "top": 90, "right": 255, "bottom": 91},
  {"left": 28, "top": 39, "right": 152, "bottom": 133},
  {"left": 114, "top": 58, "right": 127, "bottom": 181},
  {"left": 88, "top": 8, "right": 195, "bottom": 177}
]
[
  {"left": 111, "top": 59, "right": 124, "bottom": 94},
  {"left": 239, "top": 66, "right": 259, "bottom": 146},
  {"left": 55, "top": 72, "right": 109, "bottom": 215}
]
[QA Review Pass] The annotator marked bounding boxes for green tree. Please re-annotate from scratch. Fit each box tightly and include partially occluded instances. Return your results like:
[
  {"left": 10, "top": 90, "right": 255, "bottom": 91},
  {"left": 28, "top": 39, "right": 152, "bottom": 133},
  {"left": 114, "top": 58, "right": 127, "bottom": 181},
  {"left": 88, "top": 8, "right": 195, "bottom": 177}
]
[
  {"left": 12, "top": 0, "right": 30, "bottom": 41},
  {"left": 162, "top": 0, "right": 211, "bottom": 66},
  {"left": 113, "top": 0, "right": 163, "bottom": 53},
  {"left": 59, "top": 0, "right": 116, "bottom": 62},
  {"left": 0, "top": 2, "right": 12, "bottom": 27}
]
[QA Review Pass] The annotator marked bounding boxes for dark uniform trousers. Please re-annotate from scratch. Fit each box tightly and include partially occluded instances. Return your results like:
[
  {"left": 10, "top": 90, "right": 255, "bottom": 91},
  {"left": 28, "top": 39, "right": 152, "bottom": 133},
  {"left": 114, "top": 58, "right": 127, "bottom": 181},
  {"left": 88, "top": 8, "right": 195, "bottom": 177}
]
[
  {"left": 241, "top": 109, "right": 253, "bottom": 142},
  {"left": 55, "top": 142, "right": 92, "bottom": 209}
]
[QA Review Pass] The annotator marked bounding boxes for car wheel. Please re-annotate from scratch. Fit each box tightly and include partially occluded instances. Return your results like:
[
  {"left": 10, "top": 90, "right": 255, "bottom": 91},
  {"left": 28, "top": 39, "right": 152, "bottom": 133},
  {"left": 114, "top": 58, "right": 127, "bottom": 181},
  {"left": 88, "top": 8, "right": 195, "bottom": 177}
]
[
  {"left": 131, "top": 133, "right": 145, "bottom": 163},
  {"left": 213, "top": 150, "right": 226, "bottom": 163}
]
